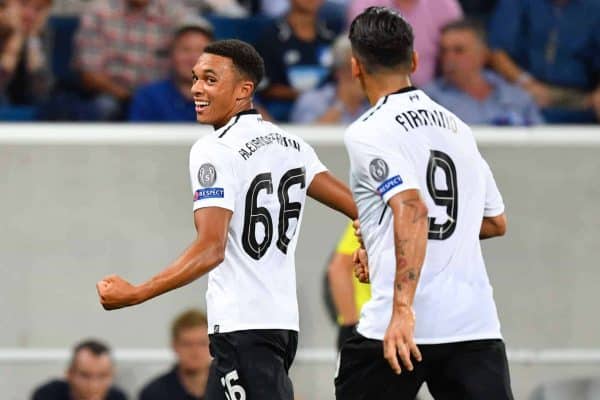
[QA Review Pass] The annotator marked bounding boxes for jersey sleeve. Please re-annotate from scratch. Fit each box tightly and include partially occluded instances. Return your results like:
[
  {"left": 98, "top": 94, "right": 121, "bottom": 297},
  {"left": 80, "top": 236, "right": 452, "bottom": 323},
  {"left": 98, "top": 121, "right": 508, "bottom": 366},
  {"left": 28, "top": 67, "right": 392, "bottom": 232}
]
[
  {"left": 336, "top": 221, "right": 360, "bottom": 255},
  {"left": 302, "top": 141, "right": 328, "bottom": 185},
  {"left": 481, "top": 156, "right": 505, "bottom": 217},
  {"left": 345, "top": 127, "right": 420, "bottom": 204},
  {"left": 189, "top": 140, "right": 237, "bottom": 212}
]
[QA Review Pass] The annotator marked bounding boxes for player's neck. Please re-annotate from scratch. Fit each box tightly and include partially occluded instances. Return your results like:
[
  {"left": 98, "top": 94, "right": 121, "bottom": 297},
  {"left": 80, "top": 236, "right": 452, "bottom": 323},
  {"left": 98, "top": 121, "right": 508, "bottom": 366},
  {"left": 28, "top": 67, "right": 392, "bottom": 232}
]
[
  {"left": 213, "top": 100, "right": 254, "bottom": 130},
  {"left": 363, "top": 74, "right": 413, "bottom": 106}
]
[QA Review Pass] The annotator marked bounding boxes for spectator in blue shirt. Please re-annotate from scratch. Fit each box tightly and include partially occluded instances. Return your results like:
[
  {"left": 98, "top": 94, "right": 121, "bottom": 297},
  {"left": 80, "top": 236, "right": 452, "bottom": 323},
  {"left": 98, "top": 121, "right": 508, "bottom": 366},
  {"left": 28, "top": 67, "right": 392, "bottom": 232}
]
[
  {"left": 290, "top": 34, "right": 369, "bottom": 124},
  {"left": 129, "top": 16, "right": 213, "bottom": 122},
  {"left": 488, "top": 0, "right": 600, "bottom": 123},
  {"left": 424, "top": 19, "right": 543, "bottom": 126},
  {"left": 256, "top": 0, "right": 335, "bottom": 121}
]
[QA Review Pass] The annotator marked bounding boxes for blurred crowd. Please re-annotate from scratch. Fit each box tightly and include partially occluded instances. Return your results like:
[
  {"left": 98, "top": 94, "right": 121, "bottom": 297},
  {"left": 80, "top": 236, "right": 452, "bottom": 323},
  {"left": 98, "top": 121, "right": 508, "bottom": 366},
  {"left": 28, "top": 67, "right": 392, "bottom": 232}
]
[
  {"left": 31, "top": 309, "right": 211, "bottom": 400},
  {"left": 0, "top": 0, "right": 598, "bottom": 124}
]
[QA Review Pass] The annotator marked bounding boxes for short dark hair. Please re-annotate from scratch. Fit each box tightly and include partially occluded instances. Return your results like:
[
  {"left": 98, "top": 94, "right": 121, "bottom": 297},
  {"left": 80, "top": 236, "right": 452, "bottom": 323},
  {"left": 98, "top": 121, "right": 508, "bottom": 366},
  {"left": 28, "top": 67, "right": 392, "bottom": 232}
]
[
  {"left": 171, "top": 309, "right": 208, "bottom": 341},
  {"left": 69, "top": 339, "right": 111, "bottom": 368},
  {"left": 349, "top": 6, "right": 414, "bottom": 73},
  {"left": 203, "top": 39, "right": 265, "bottom": 90},
  {"left": 441, "top": 18, "right": 487, "bottom": 44}
]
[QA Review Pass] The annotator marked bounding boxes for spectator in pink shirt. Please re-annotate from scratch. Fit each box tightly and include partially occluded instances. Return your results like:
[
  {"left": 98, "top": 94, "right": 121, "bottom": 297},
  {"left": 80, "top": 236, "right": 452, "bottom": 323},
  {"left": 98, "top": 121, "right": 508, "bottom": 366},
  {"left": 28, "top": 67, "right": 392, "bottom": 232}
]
[{"left": 347, "top": 0, "right": 462, "bottom": 86}]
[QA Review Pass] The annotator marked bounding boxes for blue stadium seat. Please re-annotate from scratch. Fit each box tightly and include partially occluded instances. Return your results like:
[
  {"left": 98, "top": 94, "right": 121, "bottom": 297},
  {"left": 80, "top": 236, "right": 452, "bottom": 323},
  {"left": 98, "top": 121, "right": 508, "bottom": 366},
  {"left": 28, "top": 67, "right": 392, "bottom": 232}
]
[{"left": 0, "top": 106, "right": 37, "bottom": 121}]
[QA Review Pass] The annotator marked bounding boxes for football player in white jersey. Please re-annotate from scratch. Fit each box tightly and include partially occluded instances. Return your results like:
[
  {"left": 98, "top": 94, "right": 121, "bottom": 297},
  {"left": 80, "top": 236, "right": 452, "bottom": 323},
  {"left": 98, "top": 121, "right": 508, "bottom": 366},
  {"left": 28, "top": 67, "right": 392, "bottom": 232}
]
[
  {"left": 335, "top": 7, "right": 513, "bottom": 400},
  {"left": 96, "top": 39, "right": 358, "bottom": 399}
]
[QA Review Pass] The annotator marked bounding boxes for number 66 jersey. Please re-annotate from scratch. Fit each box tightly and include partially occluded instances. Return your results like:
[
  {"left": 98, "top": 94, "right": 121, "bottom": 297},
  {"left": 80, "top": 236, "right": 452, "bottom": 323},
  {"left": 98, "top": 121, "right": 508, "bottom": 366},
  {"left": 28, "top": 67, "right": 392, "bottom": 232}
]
[
  {"left": 189, "top": 109, "right": 327, "bottom": 335},
  {"left": 345, "top": 87, "right": 505, "bottom": 344}
]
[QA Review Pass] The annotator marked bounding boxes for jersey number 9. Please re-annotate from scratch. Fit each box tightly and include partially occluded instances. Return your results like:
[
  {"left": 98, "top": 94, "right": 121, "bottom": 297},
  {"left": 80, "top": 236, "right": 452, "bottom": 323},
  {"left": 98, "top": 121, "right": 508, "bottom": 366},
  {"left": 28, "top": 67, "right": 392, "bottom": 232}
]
[{"left": 426, "top": 150, "right": 458, "bottom": 240}]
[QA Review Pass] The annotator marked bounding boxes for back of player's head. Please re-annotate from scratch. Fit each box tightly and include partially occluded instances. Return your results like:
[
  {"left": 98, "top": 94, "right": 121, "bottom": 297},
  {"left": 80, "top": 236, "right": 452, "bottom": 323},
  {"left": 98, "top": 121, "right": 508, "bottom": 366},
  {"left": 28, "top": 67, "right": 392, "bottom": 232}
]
[
  {"left": 348, "top": 6, "right": 414, "bottom": 74},
  {"left": 203, "top": 39, "right": 265, "bottom": 91}
]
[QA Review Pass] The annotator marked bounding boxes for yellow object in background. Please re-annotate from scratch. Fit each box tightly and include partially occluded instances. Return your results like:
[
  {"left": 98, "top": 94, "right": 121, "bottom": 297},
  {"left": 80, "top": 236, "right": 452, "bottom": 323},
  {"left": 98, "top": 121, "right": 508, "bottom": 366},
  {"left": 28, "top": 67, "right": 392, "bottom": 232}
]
[{"left": 335, "top": 221, "right": 371, "bottom": 322}]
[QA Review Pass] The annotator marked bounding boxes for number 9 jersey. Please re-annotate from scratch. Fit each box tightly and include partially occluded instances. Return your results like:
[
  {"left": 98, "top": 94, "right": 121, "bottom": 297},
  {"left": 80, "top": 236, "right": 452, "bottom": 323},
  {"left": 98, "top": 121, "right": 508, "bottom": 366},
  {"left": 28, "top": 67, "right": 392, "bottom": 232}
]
[
  {"left": 344, "top": 88, "right": 505, "bottom": 343},
  {"left": 189, "top": 110, "right": 327, "bottom": 334}
]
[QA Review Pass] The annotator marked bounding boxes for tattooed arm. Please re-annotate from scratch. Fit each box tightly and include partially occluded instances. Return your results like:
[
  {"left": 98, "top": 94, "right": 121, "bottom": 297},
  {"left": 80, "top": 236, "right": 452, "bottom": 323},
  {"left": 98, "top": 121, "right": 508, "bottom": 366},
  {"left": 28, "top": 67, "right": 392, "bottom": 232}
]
[{"left": 383, "top": 189, "right": 429, "bottom": 375}]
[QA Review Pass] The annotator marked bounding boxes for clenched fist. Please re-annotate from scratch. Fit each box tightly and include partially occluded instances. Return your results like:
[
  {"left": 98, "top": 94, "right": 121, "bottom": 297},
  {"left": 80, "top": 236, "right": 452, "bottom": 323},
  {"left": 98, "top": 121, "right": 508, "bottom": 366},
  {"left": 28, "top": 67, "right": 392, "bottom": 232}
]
[{"left": 96, "top": 275, "right": 139, "bottom": 310}]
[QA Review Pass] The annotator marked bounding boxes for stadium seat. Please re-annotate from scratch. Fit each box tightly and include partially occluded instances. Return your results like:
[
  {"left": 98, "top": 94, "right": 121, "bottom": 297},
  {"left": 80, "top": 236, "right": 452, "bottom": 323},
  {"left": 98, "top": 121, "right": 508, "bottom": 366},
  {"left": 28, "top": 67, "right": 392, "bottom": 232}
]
[
  {"left": 0, "top": 106, "right": 37, "bottom": 121},
  {"left": 529, "top": 377, "right": 600, "bottom": 399}
]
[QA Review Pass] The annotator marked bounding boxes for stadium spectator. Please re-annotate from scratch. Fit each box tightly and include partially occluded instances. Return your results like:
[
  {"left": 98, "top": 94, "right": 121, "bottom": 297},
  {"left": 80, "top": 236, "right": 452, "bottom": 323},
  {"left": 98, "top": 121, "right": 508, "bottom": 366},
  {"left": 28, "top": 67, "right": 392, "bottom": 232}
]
[
  {"left": 139, "top": 309, "right": 211, "bottom": 400},
  {"left": 347, "top": 0, "right": 462, "bottom": 86},
  {"left": 488, "top": 0, "right": 600, "bottom": 123},
  {"left": 0, "top": 0, "right": 52, "bottom": 107},
  {"left": 74, "top": 0, "right": 188, "bottom": 120},
  {"left": 290, "top": 34, "right": 369, "bottom": 124},
  {"left": 256, "top": 0, "right": 335, "bottom": 121},
  {"left": 183, "top": 0, "right": 249, "bottom": 17},
  {"left": 31, "top": 339, "right": 126, "bottom": 400},
  {"left": 424, "top": 19, "right": 543, "bottom": 125},
  {"left": 129, "top": 16, "right": 214, "bottom": 122},
  {"left": 456, "top": 0, "right": 498, "bottom": 23}
]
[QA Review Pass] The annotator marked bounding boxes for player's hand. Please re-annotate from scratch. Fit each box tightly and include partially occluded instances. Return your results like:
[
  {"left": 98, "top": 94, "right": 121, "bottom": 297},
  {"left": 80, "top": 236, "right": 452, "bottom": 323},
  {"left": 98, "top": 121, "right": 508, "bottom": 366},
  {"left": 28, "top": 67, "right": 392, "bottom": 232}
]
[
  {"left": 383, "top": 306, "right": 422, "bottom": 374},
  {"left": 352, "top": 248, "right": 369, "bottom": 283},
  {"left": 96, "top": 275, "right": 140, "bottom": 310},
  {"left": 352, "top": 219, "right": 364, "bottom": 248}
]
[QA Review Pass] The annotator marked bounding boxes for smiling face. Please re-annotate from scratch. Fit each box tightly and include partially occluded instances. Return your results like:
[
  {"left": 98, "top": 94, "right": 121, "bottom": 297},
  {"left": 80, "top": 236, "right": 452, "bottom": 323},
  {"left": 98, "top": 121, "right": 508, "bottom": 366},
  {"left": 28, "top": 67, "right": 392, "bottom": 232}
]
[{"left": 190, "top": 53, "right": 254, "bottom": 128}]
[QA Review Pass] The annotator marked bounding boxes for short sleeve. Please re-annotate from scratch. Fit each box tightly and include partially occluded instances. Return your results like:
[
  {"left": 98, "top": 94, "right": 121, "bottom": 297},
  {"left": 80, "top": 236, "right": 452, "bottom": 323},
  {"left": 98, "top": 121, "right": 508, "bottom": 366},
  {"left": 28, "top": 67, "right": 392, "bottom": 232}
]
[
  {"left": 345, "top": 128, "right": 420, "bottom": 204},
  {"left": 481, "top": 157, "right": 505, "bottom": 217},
  {"left": 189, "top": 140, "right": 238, "bottom": 212},
  {"left": 302, "top": 141, "right": 328, "bottom": 185}
]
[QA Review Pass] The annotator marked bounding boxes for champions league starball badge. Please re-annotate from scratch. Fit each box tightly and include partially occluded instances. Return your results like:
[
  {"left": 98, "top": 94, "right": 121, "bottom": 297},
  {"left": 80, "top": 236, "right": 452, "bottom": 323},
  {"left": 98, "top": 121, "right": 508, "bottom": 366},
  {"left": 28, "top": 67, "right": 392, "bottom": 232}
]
[
  {"left": 198, "top": 163, "right": 217, "bottom": 187},
  {"left": 369, "top": 159, "right": 389, "bottom": 182}
]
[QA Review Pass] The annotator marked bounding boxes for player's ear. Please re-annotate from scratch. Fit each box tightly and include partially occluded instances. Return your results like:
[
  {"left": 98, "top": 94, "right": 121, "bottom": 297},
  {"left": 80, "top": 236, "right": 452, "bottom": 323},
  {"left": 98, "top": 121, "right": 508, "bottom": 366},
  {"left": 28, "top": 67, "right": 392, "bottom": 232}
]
[
  {"left": 410, "top": 50, "right": 419, "bottom": 74},
  {"left": 236, "top": 79, "right": 254, "bottom": 101},
  {"left": 351, "top": 55, "right": 361, "bottom": 79}
]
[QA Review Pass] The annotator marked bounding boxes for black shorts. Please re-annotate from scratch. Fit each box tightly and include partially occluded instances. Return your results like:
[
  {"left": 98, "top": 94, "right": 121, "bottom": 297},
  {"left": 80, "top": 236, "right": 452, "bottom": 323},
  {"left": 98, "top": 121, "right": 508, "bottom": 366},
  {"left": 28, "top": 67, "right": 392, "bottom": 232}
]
[
  {"left": 205, "top": 329, "right": 298, "bottom": 400},
  {"left": 335, "top": 333, "right": 514, "bottom": 400}
]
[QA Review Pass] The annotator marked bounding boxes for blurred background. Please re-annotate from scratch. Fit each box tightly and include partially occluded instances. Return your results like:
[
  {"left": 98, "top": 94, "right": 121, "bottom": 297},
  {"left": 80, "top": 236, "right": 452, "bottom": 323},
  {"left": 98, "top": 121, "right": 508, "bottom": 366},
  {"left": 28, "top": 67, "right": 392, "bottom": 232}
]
[{"left": 1, "top": 0, "right": 599, "bottom": 399}]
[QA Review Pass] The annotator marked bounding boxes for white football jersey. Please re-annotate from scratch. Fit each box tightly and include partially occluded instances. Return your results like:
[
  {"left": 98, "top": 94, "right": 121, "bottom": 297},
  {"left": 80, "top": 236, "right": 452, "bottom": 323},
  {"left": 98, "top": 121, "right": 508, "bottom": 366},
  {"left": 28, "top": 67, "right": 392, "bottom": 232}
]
[
  {"left": 189, "top": 110, "right": 327, "bottom": 334},
  {"left": 345, "top": 88, "right": 505, "bottom": 343}
]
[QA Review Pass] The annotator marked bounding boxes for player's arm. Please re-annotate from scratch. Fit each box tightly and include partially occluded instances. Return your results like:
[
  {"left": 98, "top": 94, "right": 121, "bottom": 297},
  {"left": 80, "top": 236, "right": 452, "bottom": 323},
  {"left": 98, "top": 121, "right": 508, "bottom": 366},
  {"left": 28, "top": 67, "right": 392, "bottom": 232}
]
[
  {"left": 328, "top": 252, "right": 359, "bottom": 325},
  {"left": 384, "top": 189, "right": 428, "bottom": 375},
  {"left": 479, "top": 156, "right": 506, "bottom": 240},
  {"left": 480, "top": 213, "right": 507, "bottom": 239},
  {"left": 96, "top": 207, "right": 231, "bottom": 310},
  {"left": 307, "top": 171, "right": 358, "bottom": 220}
]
